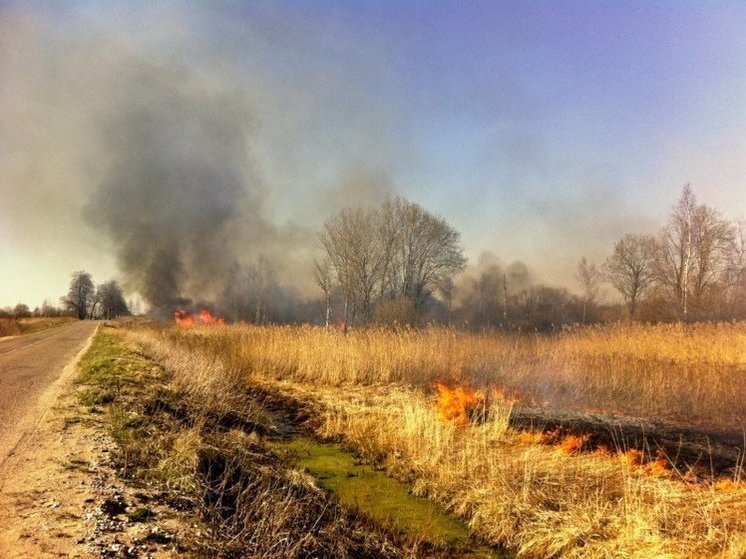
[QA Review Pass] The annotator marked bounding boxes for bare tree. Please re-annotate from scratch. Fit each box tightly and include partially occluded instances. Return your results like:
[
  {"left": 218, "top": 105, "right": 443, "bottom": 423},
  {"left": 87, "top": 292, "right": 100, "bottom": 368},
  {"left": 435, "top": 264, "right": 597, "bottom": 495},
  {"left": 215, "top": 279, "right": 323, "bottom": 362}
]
[
  {"left": 13, "top": 303, "right": 31, "bottom": 318},
  {"left": 313, "top": 258, "right": 334, "bottom": 327},
  {"left": 723, "top": 220, "right": 746, "bottom": 317},
  {"left": 376, "top": 198, "right": 403, "bottom": 302},
  {"left": 63, "top": 271, "right": 95, "bottom": 320},
  {"left": 690, "top": 204, "right": 735, "bottom": 309},
  {"left": 605, "top": 234, "right": 657, "bottom": 318},
  {"left": 319, "top": 207, "right": 383, "bottom": 328},
  {"left": 654, "top": 184, "right": 697, "bottom": 317},
  {"left": 437, "top": 277, "right": 455, "bottom": 326},
  {"left": 575, "top": 256, "right": 602, "bottom": 323},
  {"left": 389, "top": 198, "right": 467, "bottom": 309},
  {"left": 97, "top": 280, "right": 130, "bottom": 319},
  {"left": 245, "top": 256, "right": 277, "bottom": 325},
  {"left": 655, "top": 184, "right": 736, "bottom": 318},
  {"left": 319, "top": 198, "right": 466, "bottom": 327}
]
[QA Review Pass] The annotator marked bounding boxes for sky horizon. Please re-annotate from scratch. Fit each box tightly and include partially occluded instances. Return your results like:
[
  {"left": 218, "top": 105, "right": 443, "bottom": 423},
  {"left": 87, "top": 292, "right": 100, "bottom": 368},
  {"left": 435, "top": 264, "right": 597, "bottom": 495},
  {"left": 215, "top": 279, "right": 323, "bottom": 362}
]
[{"left": 1, "top": 1, "right": 745, "bottom": 309}]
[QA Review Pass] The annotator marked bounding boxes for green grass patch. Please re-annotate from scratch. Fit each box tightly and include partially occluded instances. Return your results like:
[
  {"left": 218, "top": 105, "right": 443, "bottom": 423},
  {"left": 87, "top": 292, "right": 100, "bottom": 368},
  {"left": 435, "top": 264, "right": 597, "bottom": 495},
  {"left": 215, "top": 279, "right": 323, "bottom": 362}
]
[
  {"left": 76, "top": 329, "right": 176, "bottom": 478},
  {"left": 78, "top": 387, "right": 116, "bottom": 406},
  {"left": 77, "top": 329, "right": 142, "bottom": 391}
]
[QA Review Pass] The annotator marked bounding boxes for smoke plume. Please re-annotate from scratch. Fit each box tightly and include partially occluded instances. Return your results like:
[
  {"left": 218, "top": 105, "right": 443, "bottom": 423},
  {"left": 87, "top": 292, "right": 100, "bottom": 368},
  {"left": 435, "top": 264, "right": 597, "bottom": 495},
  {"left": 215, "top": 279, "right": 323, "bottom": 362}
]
[
  {"left": 0, "top": 4, "right": 399, "bottom": 316},
  {"left": 84, "top": 60, "right": 267, "bottom": 313}
]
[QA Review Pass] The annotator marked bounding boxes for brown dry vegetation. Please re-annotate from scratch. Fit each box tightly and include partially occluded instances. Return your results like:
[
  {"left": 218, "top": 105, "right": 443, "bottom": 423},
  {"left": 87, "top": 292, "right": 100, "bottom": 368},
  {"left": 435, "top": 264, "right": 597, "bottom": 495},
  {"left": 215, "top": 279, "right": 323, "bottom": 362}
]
[
  {"left": 123, "top": 322, "right": 746, "bottom": 559},
  {"left": 152, "top": 322, "right": 745, "bottom": 430},
  {"left": 82, "top": 327, "right": 441, "bottom": 558},
  {"left": 0, "top": 316, "right": 75, "bottom": 338}
]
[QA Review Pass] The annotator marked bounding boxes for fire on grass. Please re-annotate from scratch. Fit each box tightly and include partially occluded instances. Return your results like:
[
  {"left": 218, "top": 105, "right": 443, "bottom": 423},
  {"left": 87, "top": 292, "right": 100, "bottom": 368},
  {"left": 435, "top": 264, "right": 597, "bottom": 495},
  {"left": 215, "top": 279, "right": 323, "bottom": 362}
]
[
  {"left": 431, "top": 380, "right": 746, "bottom": 486},
  {"left": 174, "top": 309, "right": 225, "bottom": 326}
]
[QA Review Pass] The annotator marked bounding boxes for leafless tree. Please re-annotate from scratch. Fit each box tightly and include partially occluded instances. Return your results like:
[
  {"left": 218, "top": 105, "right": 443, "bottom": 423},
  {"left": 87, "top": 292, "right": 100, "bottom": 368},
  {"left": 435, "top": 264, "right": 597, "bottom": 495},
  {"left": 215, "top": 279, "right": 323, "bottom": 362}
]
[
  {"left": 319, "top": 207, "right": 382, "bottom": 328},
  {"left": 13, "top": 303, "right": 31, "bottom": 318},
  {"left": 376, "top": 198, "right": 403, "bottom": 302},
  {"left": 690, "top": 204, "right": 735, "bottom": 309},
  {"left": 575, "top": 256, "right": 602, "bottom": 323},
  {"left": 654, "top": 184, "right": 697, "bottom": 317},
  {"left": 723, "top": 219, "right": 746, "bottom": 315},
  {"left": 63, "top": 271, "right": 95, "bottom": 320},
  {"left": 245, "top": 256, "right": 277, "bottom": 325},
  {"left": 97, "top": 280, "right": 130, "bottom": 319},
  {"left": 313, "top": 258, "right": 334, "bottom": 327},
  {"left": 438, "top": 277, "right": 455, "bottom": 326},
  {"left": 388, "top": 198, "right": 467, "bottom": 309},
  {"left": 655, "top": 184, "right": 735, "bottom": 317},
  {"left": 319, "top": 197, "right": 466, "bottom": 327},
  {"left": 605, "top": 234, "right": 657, "bottom": 318}
]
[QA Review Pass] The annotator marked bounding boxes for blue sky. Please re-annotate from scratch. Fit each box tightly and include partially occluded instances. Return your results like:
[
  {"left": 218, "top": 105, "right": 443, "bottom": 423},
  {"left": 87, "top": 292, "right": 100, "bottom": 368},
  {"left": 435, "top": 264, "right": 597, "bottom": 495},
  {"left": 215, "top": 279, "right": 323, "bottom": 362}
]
[{"left": 1, "top": 1, "right": 745, "bottom": 307}]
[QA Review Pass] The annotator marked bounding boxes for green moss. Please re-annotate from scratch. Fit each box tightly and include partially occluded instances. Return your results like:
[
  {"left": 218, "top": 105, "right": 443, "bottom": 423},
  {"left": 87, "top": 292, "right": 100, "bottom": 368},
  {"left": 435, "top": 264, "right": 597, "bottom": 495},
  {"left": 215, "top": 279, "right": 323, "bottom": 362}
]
[{"left": 274, "top": 437, "right": 500, "bottom": 557}]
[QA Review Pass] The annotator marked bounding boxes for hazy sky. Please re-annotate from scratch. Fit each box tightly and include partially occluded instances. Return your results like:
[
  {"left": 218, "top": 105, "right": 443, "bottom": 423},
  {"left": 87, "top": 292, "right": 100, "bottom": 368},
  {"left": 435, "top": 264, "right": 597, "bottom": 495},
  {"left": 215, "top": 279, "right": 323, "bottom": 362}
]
[{"left": 1, "top": 1, "right": 745, "bottom": 308}]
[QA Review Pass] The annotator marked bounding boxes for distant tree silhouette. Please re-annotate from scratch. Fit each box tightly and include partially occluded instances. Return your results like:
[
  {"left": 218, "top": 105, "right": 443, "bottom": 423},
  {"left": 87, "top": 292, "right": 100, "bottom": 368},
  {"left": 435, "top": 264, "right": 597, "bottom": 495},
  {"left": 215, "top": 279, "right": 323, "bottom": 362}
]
[{"left": 63, "top": 271, "right": 95, "bottom": 320}]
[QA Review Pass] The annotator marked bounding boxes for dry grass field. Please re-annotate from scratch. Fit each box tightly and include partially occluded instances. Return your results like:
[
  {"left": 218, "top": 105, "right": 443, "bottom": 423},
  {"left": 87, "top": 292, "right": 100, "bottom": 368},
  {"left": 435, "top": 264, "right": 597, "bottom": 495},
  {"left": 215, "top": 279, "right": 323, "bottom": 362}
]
[
  {"left": 0, "top": 316, "right": 75, "bottom": 338},
  {"left": 154, "top": 322, "right": 745, "bottom": 430},
  {"left": 125, "top": 321, "right": 746, "bottom": 558}
]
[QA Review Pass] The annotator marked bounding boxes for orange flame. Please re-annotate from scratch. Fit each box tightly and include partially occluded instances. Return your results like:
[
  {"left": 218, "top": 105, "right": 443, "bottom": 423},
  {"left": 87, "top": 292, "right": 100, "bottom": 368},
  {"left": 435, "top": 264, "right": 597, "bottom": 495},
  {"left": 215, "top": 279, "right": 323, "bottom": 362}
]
[
  {"left": 556, "top": 433, "right": 591, "bottom": 455},
  {"left": 174, "top": 309, "right": 225, "bottom": 327},
  {"left": 644, "top": 451, "right": 670, "bottom": 477},
  {"left": 517, "top": 430, "right": 549, "bottom": 444},
  {"left": 516, "top": 429, "right": 670, "bottom": 475},
  {"left": 434, "top": 382, "right": 485, "bottom": 426}
]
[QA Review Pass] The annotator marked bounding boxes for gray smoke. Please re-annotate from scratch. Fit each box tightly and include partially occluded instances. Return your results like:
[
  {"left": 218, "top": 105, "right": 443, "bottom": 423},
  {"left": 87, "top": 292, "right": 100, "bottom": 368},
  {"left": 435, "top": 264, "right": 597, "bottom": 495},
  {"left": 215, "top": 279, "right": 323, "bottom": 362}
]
[
  {"left": 0, "top": 4, "right": 398, "bottom": 316},
  {"left": 84, "top": 60, "right": 267, "bottom": 313},
  {"left": 451, "top": 251, "right": 533, "bottom": 327}
]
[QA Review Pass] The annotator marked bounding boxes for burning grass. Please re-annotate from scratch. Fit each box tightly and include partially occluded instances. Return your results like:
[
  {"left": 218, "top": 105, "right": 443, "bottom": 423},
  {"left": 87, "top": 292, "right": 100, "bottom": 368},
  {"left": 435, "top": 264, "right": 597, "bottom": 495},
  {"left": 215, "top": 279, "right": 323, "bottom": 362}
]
[
  {"left": 434, "top": 382, "right": 486, "bottom": 426},
  {"left": 174, "top": 309, "right": 225, "bottom": 326},
  {"left": 125, "top": 322, "right": 746, "bottom": 558}
]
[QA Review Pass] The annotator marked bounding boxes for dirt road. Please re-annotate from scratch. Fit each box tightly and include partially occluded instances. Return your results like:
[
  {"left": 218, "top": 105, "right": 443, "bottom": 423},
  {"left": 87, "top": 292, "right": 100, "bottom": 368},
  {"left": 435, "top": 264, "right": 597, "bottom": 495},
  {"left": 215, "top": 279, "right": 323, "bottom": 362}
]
[{"left": 0, "top": 320, "right": 98, "bottom": 469}]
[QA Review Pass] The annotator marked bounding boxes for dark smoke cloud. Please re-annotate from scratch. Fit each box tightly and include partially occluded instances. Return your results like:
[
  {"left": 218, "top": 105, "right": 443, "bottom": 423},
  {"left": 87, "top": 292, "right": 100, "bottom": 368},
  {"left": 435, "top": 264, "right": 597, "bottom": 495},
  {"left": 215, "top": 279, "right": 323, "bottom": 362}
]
[
  {"left": 84, "top": 60, "right": 266, "bottom": 313},
  {"left": 0, "top": 4, "right": 400, "bottom": 313}
]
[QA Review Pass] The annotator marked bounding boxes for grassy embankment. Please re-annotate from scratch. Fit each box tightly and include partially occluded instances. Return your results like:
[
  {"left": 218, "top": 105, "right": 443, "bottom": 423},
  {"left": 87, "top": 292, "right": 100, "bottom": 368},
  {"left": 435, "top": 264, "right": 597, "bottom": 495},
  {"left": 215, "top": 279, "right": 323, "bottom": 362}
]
[
  {"left": 0, "top": 316, "right": 75, "bottom": 338},
  {"left": 75, "top": 326, "right": 463, "bottom": 558},
  {"left": 127, "top": 322, "right": 746, "bottom": 559}
]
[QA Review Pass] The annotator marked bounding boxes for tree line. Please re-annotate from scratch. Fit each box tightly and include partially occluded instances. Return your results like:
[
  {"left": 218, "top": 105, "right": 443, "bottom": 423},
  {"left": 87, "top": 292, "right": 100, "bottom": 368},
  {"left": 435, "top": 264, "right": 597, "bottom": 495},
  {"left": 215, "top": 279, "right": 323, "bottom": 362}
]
[
  {"left": 604, "top": 184, "right": 745, "bottom": 321},
  {"left": 62, "top": 271, "right": 131, "bottom": 319},
  {"left": 314, "top": 187, "right": 746, "bottom": 330},
  {"left": 12, "top": 187, "right": 738, "bottom": 329},
  {"left": 1, "top": 272, "right": 131, "bottom": 320}
]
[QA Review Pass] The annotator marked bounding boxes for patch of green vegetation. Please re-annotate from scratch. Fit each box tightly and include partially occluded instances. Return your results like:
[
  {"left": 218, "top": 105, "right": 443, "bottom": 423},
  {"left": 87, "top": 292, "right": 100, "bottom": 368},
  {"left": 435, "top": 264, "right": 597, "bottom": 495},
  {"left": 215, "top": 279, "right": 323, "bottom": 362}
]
[
  {"left": 274, "top": 437, "right": 499, "bottom": 557},
  {"left": 77, "top": 329, "right": 153, "bottom": 389},
  {"left": 126, "top": 506, "right": 155, "bottom": 522},
  {"left": 78, "top": 387, "right": 116, "bottom": 406},
  {"left": 77, "top": 330, "right": 175, "bottom": 478}
]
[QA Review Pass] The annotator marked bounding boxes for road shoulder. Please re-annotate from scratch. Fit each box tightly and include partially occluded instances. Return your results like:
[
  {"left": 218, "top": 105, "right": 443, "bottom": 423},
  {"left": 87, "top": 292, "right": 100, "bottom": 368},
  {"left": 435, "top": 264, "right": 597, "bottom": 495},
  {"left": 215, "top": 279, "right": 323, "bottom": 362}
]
[
  {"left": 0, "top": 329, "right": 99, "bottom": 556},
  {"left": 0, "top": 325, "right": 183, "bottom": 558}
]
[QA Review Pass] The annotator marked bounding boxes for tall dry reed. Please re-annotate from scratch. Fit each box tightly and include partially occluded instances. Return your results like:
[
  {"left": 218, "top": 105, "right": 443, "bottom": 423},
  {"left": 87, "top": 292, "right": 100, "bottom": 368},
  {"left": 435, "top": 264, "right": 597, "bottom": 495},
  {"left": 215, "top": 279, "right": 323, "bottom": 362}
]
[
  {"left": 127, "top": 322, "right": 746, "bottom": 558},
  {"left": 152, "top": 322, "right": 745, "bottom": 430}
]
